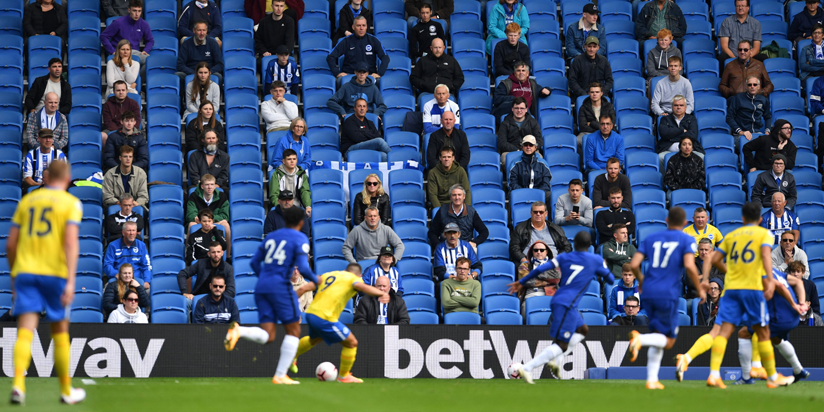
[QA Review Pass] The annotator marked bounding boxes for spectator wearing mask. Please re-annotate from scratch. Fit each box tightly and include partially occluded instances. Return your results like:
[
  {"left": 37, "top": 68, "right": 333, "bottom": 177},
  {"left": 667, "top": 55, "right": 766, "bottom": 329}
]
[
  {"left": 24, "top": 58, "right": 71, "bottom": 115},
  {"left": 493, "top": 61, "right": 550, "bottom": 119},
  {"left": 592, "top": 158, "right": 632, "bottom": 210},
  {"left": 103, "top": 110, "right": 147, "bottom": 172},
  {"left": 262, "top": 81, "right": 300, "bottom": 133},
  {"left": 354, "top": 276, "right": 410, "bottom": 324},
  {"left": 264, "top": 46, "right": 300, "bottom": 94},
  {"left": 343, "top": 207, "right": 405, "bottom": 262},
  {"left": 577, "top": 83, "right": 616, "bottom": 146},
  {"left": 646, "top": 29, "right": 682, "bottom": 79},
  {"left": 186, "top": 174, "right": 231, "bottom": 238},
  {"left": 183, "top": 63, "right": 220, "bottom": 119},
  {"left": 269, "top": 118, "right": 311, "bottom": 171},
  {"left": 517, "top": 241, "right": 560, "bottom": 301},
  {"left": 185, "top": 101, "right": 226, "bottom": 153},
  {"left": 427, "top": 147, "right": 471, "bottom": 208},
  {"left": 178, "top": 0, "right": 223, "bottom": 44},
  {"left": 361, "top": 246, "right": 404, "bottom": 299},
  {"left": 410, "top": 38, "right": 464, "bottom": 95},
  {"left": 268, "top": 149, "right": 311, "bottom": 212},
  {"left": 494, "top": 23, "right": 530, "bottom": 76},
  {"left": 608, "top": 265, "right": 646, "bottom": 322},
  {"left": 771, "top": 231, "right": 809, "bottom": 278},
  {"left": 658, "top": 95, "right": 701, "bottom": 169},
  {"left": 429, "top": 185, "right": 487, "bottom": 247},
  {"left": 602, "top": 225, "right": 636, "bottom": 278},
  {"left": 751, "top": 154, "right": 797, "bottom": 209},
  {"left": 720, "top": 40, "right": 774, "bottom": 98},
  {"left": 635, "top": 0, "right": 687, "bottom": 45},
  {"left": 22, "top": 129, "right": 65, "bottom": 190},
  {"left": 327, "top": 16, "right": 389, "bottom": 79},
  {"left": 352, "top": 174, "right": 391, "bottom": 227},
  {"left": 102, "top": 145, "right": 149, "bottom": 209},
  {"left": 727, "top": 76, "right": 772, "bottom": 146},
  {"left": 104, "top": 194, "right": 145, "bottom": 242},
  {"left": 193, "top": 275, "right": 240, "bottom": 324},
  {"left": 664, "top": 136, "right": 706, "bottom": 200},
  {"left": 186, "top": 209, "right": 228, "bottom": 266},
  {"left": 696, "top": 278, "right": 723, "bottom": 326},
  {"left": 434, "top": 223, "right": 482, "bottom": 281},
  {"left": 340, "top": 99, "right": 391, "bottom": 161},
  {"left": 497, "top": 97, "right": 543, "bottom": 165},
  {"left": 555, "top": 179, "right": 593, "bottom": 227},
  {"left": 103, "top": 222, "right": 152, "bottom": 286},
  {"left": 584, "top": 114, "right": 624, "bottom": 173},
  {"left": 188, "top": 129, "right": 230, "bottom": 189},
  {"left": 609, "top": 295, "right": 649, "bottom": 326},
  {"left": 422, "top": 84, "right": 461, "bottom": 134},
  {"left": 569, "top": 36, "right": 613, "bottom": 99},
  {"left": 333, "top": 0, "right": 373, "bottom": 43},
  {"left": 510, "top": 201, "right": 572, "bottom": 265},
  {"left": 486, "top": 0, "right": 530, "bottom": 55},
  {"left": 798, "top": 23, "right": 824, "bottom": 80},
  {"left": 107, "top": 289, "right": 149, "bottom": 324},
  {"left": 650, "top": 56, "right": 694, "bottom": 116},
  {"left": 328, "top": 62, "right": 387, "bottom": 119},
  {"left": 255, "top": 0, "right": 295, "bottom": 56},
  {"left": 409, "top": 4, "right": 446, "bottom": 59},
  {"left": 743, "top": 119, "right": 798, "bottom": 172},
  {"left": 102, "top": 263, "right": 149, "bottom": 319},
  {"left": 509, "top": 135, "right": 553, "bottom": 203},
  {"left": 426, "top": 111, "right": 470, "bottom": 170},
  {"left": 100, "top": 0, "right": 154, "bottom": 67},
  {"left": 441, "top": 257, "right": 482, "bottom": 315},
  {"left": 24, "top": 92, "right": 68, "bottom": 151},
  {"left": 595, "top": 187, "right": 636, "bottom": 244},
  {"left": 179, "top": 243, "right": 236, "bottom": 312},
  {"left": 264, "top": 190, "right": 311, "bottom": 236}
]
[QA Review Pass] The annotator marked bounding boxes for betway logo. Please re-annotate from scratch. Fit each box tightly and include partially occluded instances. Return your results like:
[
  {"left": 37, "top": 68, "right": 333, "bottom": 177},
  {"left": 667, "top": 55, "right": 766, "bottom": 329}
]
[
  {"left": 384, "top": 326, "right": 629, "bottom": 379},
  {"left": 0, "top": 328, "right": 164, "bottom": 378}
]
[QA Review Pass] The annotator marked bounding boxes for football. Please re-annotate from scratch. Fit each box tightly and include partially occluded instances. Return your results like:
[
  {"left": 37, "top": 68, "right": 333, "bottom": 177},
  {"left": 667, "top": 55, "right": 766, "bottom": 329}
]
[
  {"left": 507, "top": 363, "right": 522, "bottom": 380},
  {"left": 316, "top": 362, "right": 338, "bottom": 382}
]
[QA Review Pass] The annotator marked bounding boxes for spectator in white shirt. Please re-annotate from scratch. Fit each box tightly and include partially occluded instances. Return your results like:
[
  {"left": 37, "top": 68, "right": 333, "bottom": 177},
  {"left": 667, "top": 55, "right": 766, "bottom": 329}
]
[
  {"left": 261, "top": 80, "right": 299, "bottom": 132},
  {"left": 554, "top": 178, "right": 594, "bottom": 227},
  {"left": 651, "top": 56, "right": 694, "bottom": 116},
  {"left": 423, "top": 84, "right": 461, "bottom": 134}
]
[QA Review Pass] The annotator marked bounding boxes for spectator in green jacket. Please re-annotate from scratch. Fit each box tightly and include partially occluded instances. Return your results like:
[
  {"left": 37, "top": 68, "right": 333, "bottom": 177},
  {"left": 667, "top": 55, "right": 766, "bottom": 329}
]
[
  {"left": 441, "top": 257, "right": 481, "bottom": 315},
  {"left": 186, "top": 174, "right": 231, "bottom": 242}
]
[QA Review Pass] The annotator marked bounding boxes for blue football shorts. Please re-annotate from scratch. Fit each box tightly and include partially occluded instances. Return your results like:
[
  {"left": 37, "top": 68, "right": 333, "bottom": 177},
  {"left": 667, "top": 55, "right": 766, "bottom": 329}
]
[{"left": 13, "top": 274, "right": 69, "bottom": 322}]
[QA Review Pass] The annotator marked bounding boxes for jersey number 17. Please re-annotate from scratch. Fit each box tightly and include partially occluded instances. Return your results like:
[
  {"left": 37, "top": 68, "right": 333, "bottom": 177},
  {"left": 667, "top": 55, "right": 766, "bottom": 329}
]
[{"left": 651, "top": 241, "right": 679, "bottom": 268}]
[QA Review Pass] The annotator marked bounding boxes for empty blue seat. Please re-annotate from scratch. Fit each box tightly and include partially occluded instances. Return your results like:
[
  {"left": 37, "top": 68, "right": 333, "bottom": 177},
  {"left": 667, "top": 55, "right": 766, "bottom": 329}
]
[
  {"left": 686, "top": 57, "right": 720, "bottom": 79},
  {"left": 610, "top": 56, "right": 644, "bottom": 78}
]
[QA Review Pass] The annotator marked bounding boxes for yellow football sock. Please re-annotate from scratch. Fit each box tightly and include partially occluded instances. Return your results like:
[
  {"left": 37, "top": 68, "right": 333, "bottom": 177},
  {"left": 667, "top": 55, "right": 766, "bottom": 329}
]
[
  {"left": 751, "top": 334, "right": 761, "bottom": 364},
  {"left": 53, "top": 332, "right": 71, "bottom": 396},
  {"left": 339, "top": 346, "right": 357, "bottom": 377},
  {"left": 710, "top": 336, "right": 728, "bottom": 372},
  {"left": 295, "top": 336, "right": 316, "bottom": 359},
  {"left": 686, "top": 334, "right": 714, "bottom": 362},
  {"left": 12, "top": 329, "right": 33, "bottom": 392},
  {"left": 758, "top": 340, "right": 777, "bottom": 377}
]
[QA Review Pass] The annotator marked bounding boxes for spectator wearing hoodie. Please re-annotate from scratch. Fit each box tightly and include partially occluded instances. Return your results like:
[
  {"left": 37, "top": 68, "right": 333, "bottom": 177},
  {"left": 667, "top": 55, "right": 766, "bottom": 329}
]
[
  {"left": 343, "top": 207, "right": 405, "bottom": 263},
  {"left": 262, "top": 80, "right": 299, "bottom": 132},
  {"left": 609, "top": 296, "right": 649, "bottom": 326},
  {"left": 254, "top": 1, "right": 295, "bottom": 55},
  {"left": 789, "top": 0, "right": 824, "bottom": 42},
  {"left": 269, "top": 118, "right": 311, "bottom": 171},
  {"left": 569, "top": 36, "right": 613, "bottom": 99},
  {"left": 509, "top": 135, "right": 553, "bottom": 203},
  {"left": 696, "top": 278, "right": 723, "bottom": 326},
  {"left": 608, "top": 266, "right": 647, "bottom": 321},
  {"left": 487, "top": 0, "right": 530, "bottom": 54},
  {"left": 651, "top": 56, "right": 694, "bottom": 116},
  {"left": 429, "top": 185, "right": 487, "bottom": 247},
  {"left": 327, "top": 63, "right": 387, "bottom": 119},
  {"left": 646, "top": 29, "right": 682, "bottom": 79},
  {"left": 426, "top": 111, "right": 470, "bottom": 170},
  {"left": 584, "top": 113, "right": 625, "bottom": 173},
  {"left": 410, "top": 38, "right": 464, "bottom": 95},
  {"left": 100, "top": 1, "right": 154, "bottom": 66},
  {"left": 603, "top": 225, "right": 637, "bottom": 278},
  {"left": 493, "top": 61, "right": 551, "bottom": 119},
  {"left": 103, "top": 111, "right": 147, "bottom": 171},
  {"left": 268, "top": 149, "right": 312, "bottom": 211},
  {"left": 577, "top": 83, "right": 616, "bottom": 146},
  {"left": 798, "top": 24, "right": 824, "bottom": 80},
  {"left": 743, "top": 119, "right": 798, "bottom": 172},
  {"left": 434, "top": 223, "right": 482, "bottom": 281},
  {"left": 327, "top": 16, "right": 390, "bottom": 78},
  {"left": 494, "top": 23, "right": 531, "bottom": 76},
  {"left": 186, "top": 209, "right": 228, "bottom": 266},
  {"left": 565, "top": 4, "right": 606, "bottom": 60},
  {"left": 341, "top": 99, "right": 391, "bottom": 161},
  {"left": 555, "top": 179, "right": 593, "bottom": 227},
  {"left": 107, "top": 289, "right": 149, "bottom": 323},
  {"left": 409, "top": 4, "right": 446, "bottom": 59},
  {"left": 185, "top": 174, "right": 231, "bottom": 238},
  {"left": 354, "top": 275, "right": 410, "bottom": 324},
  {"left": 333, "top": 0, "right": 373, "bottom": 44},
  {"left": 264, "top": 190, "right": 311, "bottom": 236},
  {"left": 178, "top": 0, "right": 223, "bottom": 43},
  {"left": 427, "top": 147, "right": 471, "bottom": 209}
]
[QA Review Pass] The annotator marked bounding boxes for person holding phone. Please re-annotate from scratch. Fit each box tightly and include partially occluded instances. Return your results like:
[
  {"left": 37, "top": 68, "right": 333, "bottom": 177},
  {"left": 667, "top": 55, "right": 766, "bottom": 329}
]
[{"left": 554, "top": 178, "right": 593, "bottom": 227}]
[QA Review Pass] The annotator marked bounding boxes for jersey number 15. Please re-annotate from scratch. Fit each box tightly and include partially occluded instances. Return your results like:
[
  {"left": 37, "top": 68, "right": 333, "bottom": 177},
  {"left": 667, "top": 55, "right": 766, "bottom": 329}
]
[{"left": 27, "top": 207, "right": 52, "bottom": 237}]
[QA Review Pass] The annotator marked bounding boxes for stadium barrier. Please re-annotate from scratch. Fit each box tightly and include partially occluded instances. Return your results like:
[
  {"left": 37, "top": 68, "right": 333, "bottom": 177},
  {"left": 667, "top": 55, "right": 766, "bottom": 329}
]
[{"left": 1, "top": 324, "right": 822, "bottom": 379}]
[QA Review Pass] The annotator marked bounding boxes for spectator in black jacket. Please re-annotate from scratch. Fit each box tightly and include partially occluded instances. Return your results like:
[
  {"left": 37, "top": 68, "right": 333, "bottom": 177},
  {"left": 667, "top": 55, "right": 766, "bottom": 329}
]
[
  {"left": 101, "top": 263, "right": 150, "bottom": 319},
  {"left": 410, "top": 38, "right": 464, "bottom": 95},
  {"left": 509, "top": 201, "right": 572, "bottom": 265},
  {"left": 254, "top": 0, "right": 295, "bottom": 55},
  {"left": 494, "top": 22, "right": 530, "bottom": 76},
  {"left": 743, "top": 119, "right": 798, "bottom": 172},
  {"left": 409, "top": 4, "right": 445, "bottom": 59},
  {"left": 341, "top": 98, "right": 391, "bottom": 161},
  {"left": 186, "top": 209, "right": 228, "bottom": 265},
  {"left": 179, "top": 242, "right": 235, "bottom": 313},
  {"left": 333, "top": 0, "right": 373, "bottom": 43},
  {"left": 429, "top": 185, "right": 488, "bottom": 247},
  {"left": 264, "top": 190, "right": 311, "bottom": 236},
  {"left": 24, "top": 58, "right": 71, "bottom": 115},
  {"left": 609, "top": 296, "right": 649, "bottom": 326},
  {"left": 493, "top": 61, "right": 551, "bottom": 119},
  {"left": 664, "top": 136, "right": 705, "bottom": 198},
  {"left": 103, "top": 111, "right": 148, "bottom": 172},
  {"left": 497, "top": 97, "right": 542, "bottom": 164},
  {"left": 104, "top": 194, "right": 145, "bottom": 242},
  {"left": 354, "top": 276, "right": 410, "bottom": 324},
  {"left": 23, "top": 0, "right": 67, "bottom": 40},
  {"left": 635, "top": 0, "right": 687, "bottom": 45},
  {"left": 789, "top": 261, "right": 821, "bottom": 317},
  {"left": 696, "top": 278, "right": 723, "bottom": 326},
  {"left": 592, "top": 158, "right": 632, "bottom": 210},
  {"left": 751, "top": 154, "right": 797, "bottom": 209},
  {"left": 178, "top": 0, "right": 223, "bottom": 44},
  {"left": 789, "top": 0, "right": 824, "bottom": 42},
  {"left": 657, "top": 95, "right": 701, "bottom": 169},
  {"left": 188, "top": 129, "right": 230, "bottom": 189},
  {"left": 426, "top": 111, "right": 470, "bottom": 170},
  {"left": 353, "top": 174, "right": 391, "bottom": 227},
  {"left": 193, "top": 275, "right": 240, "bottom": 324},
  {"left": 405, "top": 0, "right": 453, "bottom": 27},
  {"left": 595, "top": 187, "right": 636, "bottom": 244},
  {"left": 327, "top": 16, "right": 389, "bottom": 78},
  {"left": 577, "top": 82, "right": 616, "bottom": 148},
  {"left": 568, "top": 36, "right": 613, "bottom": 99},
  {"left": 185, "top": 101, "right": 226, "bottom": 153},
  {"left": 509, "top": 135, "right": 552, "bottom": 203}
]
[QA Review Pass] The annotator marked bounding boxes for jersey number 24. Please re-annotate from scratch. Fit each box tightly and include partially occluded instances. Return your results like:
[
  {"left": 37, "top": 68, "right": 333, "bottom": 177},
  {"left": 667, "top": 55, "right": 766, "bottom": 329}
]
[{"left": 264, "top": 239, "right": 287, "bottom": 265}]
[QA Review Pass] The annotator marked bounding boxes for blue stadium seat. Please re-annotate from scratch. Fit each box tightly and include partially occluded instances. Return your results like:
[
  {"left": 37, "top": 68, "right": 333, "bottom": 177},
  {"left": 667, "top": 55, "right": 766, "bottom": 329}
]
[
  {"left": 694, "top": 95, "right": 727, "bottom": 117},
  {"left": 632, "top": 189, "right": 667, "bottom": 210},
  {"left": 693, "top": 77, "right": 722, "bottom": 101},
  {"left": 685, "top": 57, "right": 720, "bottom": 79},
  {"left": 628, "top": 169, "right": 663, "bottom": 191},
  {"left": 391, "top": 205, "right": 426, "bottom": 229},
  {"left": 624, "top": 133, "right": 656, "bottom": 155},
  {"left": 408, "top": 309, "right": 439, "bottom": 324},
  {"left": 71, "top": 308, "right": 103, "bottom": 323},
  {"left": 765, "top": 58, "right": 797, "bottom": 79},
  {"left": 389, "top": 169, "right": 424, "bottom": 191},
  {"left": 751, "top": 2, "right": 783, "bottom": 21},
  {"left": 540, "top": 113, "right": 574, "bottom": 135},
  {"left": 403, "top": 294, "right": 438, "bottom": 313},
  {"left": 450, "top": 18, "right": 483, "bottom": 42},
  {"left": 706, "top": 170, "right": 743, "bottom": 191},
  {"left": 614, "top": 95, "right": 650, "bottom": 117},
  {"left": 604, "top": 20, "right": 635, "bottom": 40},
  {"left": 223, "top": 17, "right": 255, "bottom": 39},
  {"left": 477, "top": 243, "right": 510, "bottom": 263},
  {"left": 529, "top": 18, "right": 561, "bottom": 42},
  {"left": 298, "top": 17, "right": 331, "bottom": 39},
  {"left": 444, "top": 311, "right": 482, "bottom": 324},
  {"left": 618, "top": 114, "right": 653, "bottom": 135},
  {"left": 610, "top": 56, "right": 644, "bottom": 78},
  {"left": 530, "top": 38, "right": 563, "bottom": 60},
  {"left": 696, "top": 113, "right": 731, "bottom": 135}
]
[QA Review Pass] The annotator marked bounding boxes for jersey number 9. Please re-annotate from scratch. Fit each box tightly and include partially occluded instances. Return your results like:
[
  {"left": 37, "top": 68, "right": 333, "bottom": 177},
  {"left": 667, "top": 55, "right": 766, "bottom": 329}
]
[
  {"left": 264, "top": 239, "right": 287, "bottom": 265},
  {"left": 320, "top": 276, "right": 336, "bottom": 292}
]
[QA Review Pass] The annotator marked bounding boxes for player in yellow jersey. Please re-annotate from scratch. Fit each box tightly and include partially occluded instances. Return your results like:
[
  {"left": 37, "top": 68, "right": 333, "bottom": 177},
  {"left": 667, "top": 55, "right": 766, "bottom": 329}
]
[
  {"left": 291, "top": 263, "right": 385, "bottom": 383},
  {"left": 675, "top": 202, "right": 794, "bottom": 389},
  {"left": 7, "top": 161, "right": 86, "bottom": 405}
]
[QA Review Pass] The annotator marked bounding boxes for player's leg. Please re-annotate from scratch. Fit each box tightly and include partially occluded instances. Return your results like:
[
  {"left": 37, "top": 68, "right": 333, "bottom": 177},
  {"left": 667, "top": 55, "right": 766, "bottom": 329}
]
[
  {"left": 520, "top": 308, "right": 581, "bottom": 383},
  {"left": 749, "top": 333, "right": 768, "bottom": 380},
  {"left": 10, "top": 313, "right": 38, "bottom": 404},
  {"left": 272, "top": 321, "right": 302, "bottom": 381},
  {"left": 337, "top": 333, "right": 362, "bottom": 383},
  {"left": 753, "top": 324, "right": 793, "bottom": 387},
  {"left": 735, "top": 327, "right": 756, "bottom": 384},
  {"left": 706, "top": 321, "right": 736, "bottom": 388},
  {"left": 226, "top": 293, "right": 280, "bottom": 350},
  {"left": 774, "top": 337, "right": 809, "bottom": 381},
  {"left": 546, "top": 324, "right": 588, "bottom": 378},
  {"left": 292, "top": 336, "right": 323, "bottom": 373},
  {"left": 49, "top": 320, "right": 85, "bottom": 404},
  {"left": 628, "top": 299, "right": 676, "bottom": 389}
]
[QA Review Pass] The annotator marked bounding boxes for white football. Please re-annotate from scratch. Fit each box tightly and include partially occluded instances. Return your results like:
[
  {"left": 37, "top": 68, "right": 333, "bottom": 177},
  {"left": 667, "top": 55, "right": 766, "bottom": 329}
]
[
  {"left": 316, "top": 362, "right": 338, "bottom": 382},
  {"left": 507, "top": 363, "right": 522, "bottom": 380}
]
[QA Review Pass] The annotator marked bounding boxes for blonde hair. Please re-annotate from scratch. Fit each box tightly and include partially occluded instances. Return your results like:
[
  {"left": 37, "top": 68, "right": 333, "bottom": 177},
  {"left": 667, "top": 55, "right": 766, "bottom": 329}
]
[
  {"left": 360, "top": 174, "right": 385, "bottom": 206},
  {"left": 112, "top": 39, "right": 133, "bottom": 69},
  {"left": 116, "top": 263, "right": 136, "bottom": 304}
]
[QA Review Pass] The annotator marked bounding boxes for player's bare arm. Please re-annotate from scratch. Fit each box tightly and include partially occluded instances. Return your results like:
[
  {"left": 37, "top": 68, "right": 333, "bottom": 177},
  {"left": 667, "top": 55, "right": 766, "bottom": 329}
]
[
  {"left": 506, "top": 281, "right": 523, "bottom": 294},
  {"left": 761, "top": 245, "right": 775, "bottom": 300},
  {"left": 629, "top": 252, "right": 645, "bottom": 291},
  {"left": 295, "top": 282, "right": 316, "bottom": 297},
  {"left": 62, "top": 223, "right": 80, "bottom": 307},
  {"left": 353, "top": 282, "right": 385, "bottom": 298},
  {"left": 787, "top": 274, "right": 807, "bottom": 311}
]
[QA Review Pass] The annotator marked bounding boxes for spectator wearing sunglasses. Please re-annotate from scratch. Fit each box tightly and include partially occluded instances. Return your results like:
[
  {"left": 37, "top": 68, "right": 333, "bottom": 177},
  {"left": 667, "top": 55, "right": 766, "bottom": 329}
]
[
  {"left": 609, "top": 296, "right": 648, "bottom": 326},
  {"left": 719, "top": 39, "right": 774, "bottom": 99},
  {"left": 516, "top": 240, "right": 560, "bottom": 303},
  {"left": 771, "top": 231, "right": 810, "bottom": 279},
  {"left": 726, "top": 75, "right": 772, "bottom": 147},
  {"left": 193, "top": 275, "right": 239, "bottom": 324},
  {"left": 510, "top": 201, "right": 571, "bottom": 267},
  {"left": 178, "top": 242, "right": 236, "bottom": 317},
  {"left": 107, "top": 289, "right": 149, "bottom": 324},
  {"left": 352, "top": 174, "right": 391, "bottom": 227}
]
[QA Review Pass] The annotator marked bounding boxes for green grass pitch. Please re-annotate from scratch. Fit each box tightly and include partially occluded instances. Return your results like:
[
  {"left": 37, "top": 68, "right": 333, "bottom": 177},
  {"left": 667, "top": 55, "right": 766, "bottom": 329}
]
[{"left": 3, "top": 378, "right": 824, "bottom": 412}]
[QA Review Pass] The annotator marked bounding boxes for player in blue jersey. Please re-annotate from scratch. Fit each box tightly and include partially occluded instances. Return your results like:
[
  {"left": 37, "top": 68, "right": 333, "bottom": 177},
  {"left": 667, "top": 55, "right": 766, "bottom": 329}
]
[
  {"left": 735, "top": 263, "right": 808, "bottom": 384},
  {"left": 627, "top": 207, "right": 704, "bottom": 389},
  {"left": 223, "top": 206, "right": 319, "bottom": 385},
  {"left": 508, "top": 231, "right": 615, "bottom": 384}
]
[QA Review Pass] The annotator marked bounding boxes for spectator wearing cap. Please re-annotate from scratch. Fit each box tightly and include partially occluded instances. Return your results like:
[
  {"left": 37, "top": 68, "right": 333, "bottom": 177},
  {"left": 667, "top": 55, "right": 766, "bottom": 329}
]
[
  {"left": 498, "top": 97, "right": 543, "bottom": 164},
  {"left": 584, "top": 113, "right": 624, "bottom": 174},
  {"left": 254, "top": 0, "right": 294, "bottom": 56},
  {"left": 361, "top": 246, "right": 404, "bottom": 300},
  {"left": 434, "top": 223, "right": 483, "bottom": 281},
  {"left": 751, "top": 154, "right": 797, "bottom": 209},
  {"left": 327, "top": 16, "right": 390, "bottom": 80},
  {"left": 328, "top": 62, "right": 387, "bottom": 120},
  {"left": 790, "top": 0, "right": 824, "bottom": 42},
  {"left": 569, "top": 36, "right": 613, "bottom": 99},
  {"left": 429, "top": 185, "right": 488, "bottom": 248},
  {"left": 354, "top": 275, "right": 410, "bottom": 324},
  {"left": 696, "top": 278, "right": 723, "bottom": 326},
  {"left": 486, "top": 0, "right": 530, "bottom": 55},
  {"left": 441, "top": 257, "right": 482, "bottom": 315},
  {"left": 493, "top": 61, "right": 551, "bottom": 119},
  {"left": 25, "top": 92, "right": 68, "bottom": 151},
  {"left": 262, "top": 80, "right": 299, "bottom": 133},
  {"left": 264, "top": 189, "right": 311, "bottom": 236},
  {"left": 427, "top": 147, "right": 471, "bottom": 208},
  {"left": 426, "top": 111, "right": 470, "bottom": 171},
  {"left": 408, "top": 3, "right": 446, "bottom": 60},
  {"left": 179, "top": 0, "right": 223, "bottom": 44},
  {"left": 343, "top": 206, "right": 405, "bottom": 263},
  {"left": 566, "top": 4, "right": 607, "bottom": 60},
  {"left": 635, "top": 0, "right": 687, "bottom": 46},
  {"left": 763, "top": 192, "right": 800, "bottom": 245},
  {"left": 22, "top": 129, "right": 66, "bottom": 190},
  {"left": 743, "top": 119, "right": 797, "bottom": 172},
  {"left": 555, "top": 179, "right": 593, "bottom": 228},
  {"left": 341, "top": 98, "right": 391, "bottom": 161},
  {"left": 410, "top": 38, "right": 464, "bottom": 95},
  {"left": 268, "top": 148, "right": 312, "bottom": 212},
  {"left": 264, "top": 46, "right": 300, "bottom": 94},
  {"left": 509, "top": 135, "right": 553, "bottom": 203}
]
